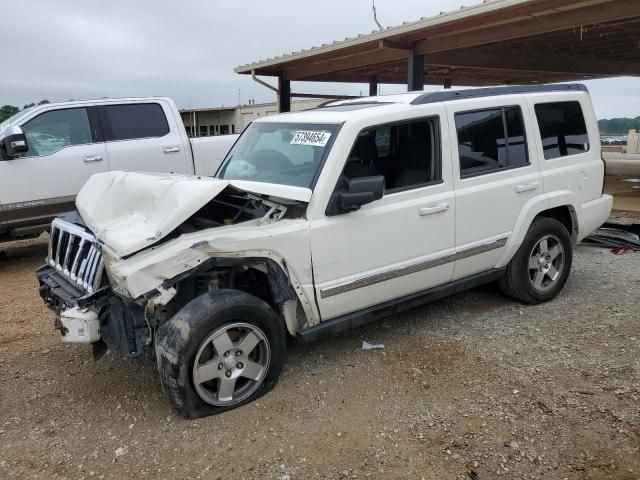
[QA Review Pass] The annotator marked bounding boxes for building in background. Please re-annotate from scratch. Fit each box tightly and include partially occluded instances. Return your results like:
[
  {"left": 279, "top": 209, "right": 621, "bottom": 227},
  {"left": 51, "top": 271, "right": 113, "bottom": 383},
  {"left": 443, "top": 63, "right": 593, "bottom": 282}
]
[{"left": 180, "top": 98, "right": 326, "bottom": 137}]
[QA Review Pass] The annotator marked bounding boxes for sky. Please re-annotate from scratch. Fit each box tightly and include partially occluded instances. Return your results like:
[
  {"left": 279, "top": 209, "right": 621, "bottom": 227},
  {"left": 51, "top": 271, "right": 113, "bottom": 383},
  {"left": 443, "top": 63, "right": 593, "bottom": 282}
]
[{"left": 1, "top": 0, "right": 639, "bottom": 119}]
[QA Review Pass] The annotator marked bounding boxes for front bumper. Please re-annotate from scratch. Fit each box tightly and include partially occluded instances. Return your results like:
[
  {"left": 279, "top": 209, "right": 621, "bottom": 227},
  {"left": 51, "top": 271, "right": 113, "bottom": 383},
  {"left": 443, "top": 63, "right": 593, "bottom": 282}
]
[
  {"left": 37, "top": 264, "right": 101, "bottom": 343},
  {"left": 37, "top": 264, "right": 86, "bottom": 314},
  {"left": 37, "top": 264, "right": 149, "bottom": 357}
]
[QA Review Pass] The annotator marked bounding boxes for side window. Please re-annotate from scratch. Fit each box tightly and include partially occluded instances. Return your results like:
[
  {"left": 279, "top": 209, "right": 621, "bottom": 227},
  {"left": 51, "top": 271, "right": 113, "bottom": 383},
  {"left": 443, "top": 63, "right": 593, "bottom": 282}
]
[
  {"left": 455, "top": 106, "right": 529, "bottom": 178},
  {"left": 534, "top": 101, "right": 589, "bottom": 160},
  {"left": 343, "top": 117, "right": 441, "bottom": 192},
  {"left": 22, "top": 108, "right": 92, "bottom": 157},
  {"left": 100, "top": 103, "right": 169, "bottom": 141}
]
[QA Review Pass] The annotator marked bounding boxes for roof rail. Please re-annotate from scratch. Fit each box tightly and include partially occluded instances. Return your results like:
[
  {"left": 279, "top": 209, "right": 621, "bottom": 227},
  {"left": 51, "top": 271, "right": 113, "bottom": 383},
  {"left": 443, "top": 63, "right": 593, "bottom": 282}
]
[{"left": 410, "top": 84, "right": 588, "bottom": 105}]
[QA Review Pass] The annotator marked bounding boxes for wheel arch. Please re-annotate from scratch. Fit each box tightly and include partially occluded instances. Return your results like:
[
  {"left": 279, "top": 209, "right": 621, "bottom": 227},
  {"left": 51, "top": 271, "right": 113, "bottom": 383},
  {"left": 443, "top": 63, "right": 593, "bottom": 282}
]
[
  {"left": 496, "top": 191, "right": 578, "bottom": 268},
  {"left": 159, "top": 256, "right": 311, "bottom": 337}
]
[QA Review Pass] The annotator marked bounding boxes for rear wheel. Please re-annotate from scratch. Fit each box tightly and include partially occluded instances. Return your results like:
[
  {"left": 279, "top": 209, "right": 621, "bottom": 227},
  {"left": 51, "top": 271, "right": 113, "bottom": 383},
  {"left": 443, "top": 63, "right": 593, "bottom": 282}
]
[
  {"left": 155, "top": 289, "right": 286, "bottom": 418},
  {"left": 499, "top": 217, "right": 573, "bottom": 304}
]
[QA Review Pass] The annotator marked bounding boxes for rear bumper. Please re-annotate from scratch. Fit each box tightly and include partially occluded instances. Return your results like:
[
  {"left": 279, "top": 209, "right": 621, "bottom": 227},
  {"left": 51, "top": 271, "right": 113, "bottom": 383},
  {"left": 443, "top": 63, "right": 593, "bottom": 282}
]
[{"left": 578, "top": 194, "right": 613, "bottom": 242}]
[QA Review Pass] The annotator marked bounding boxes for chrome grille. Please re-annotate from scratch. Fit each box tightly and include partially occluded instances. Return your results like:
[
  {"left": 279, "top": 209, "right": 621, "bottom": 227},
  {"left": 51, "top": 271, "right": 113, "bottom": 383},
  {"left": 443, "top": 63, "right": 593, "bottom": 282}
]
[{"left": 48, "top": 218, "right": 104, "bottom": 294}]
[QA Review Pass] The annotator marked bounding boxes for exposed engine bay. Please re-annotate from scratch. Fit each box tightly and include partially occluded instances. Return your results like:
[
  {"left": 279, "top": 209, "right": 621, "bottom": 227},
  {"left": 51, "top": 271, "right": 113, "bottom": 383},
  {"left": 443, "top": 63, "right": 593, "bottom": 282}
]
[{"left": 37, "top": 173, "right": 310, "bottom": 361}]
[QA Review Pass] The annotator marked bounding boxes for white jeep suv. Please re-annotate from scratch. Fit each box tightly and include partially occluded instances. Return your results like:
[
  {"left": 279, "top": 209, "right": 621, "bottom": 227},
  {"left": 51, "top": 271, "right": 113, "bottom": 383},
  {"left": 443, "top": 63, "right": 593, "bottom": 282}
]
[{"left": 37, "top": 84, "right": 612, "bottom": 417}]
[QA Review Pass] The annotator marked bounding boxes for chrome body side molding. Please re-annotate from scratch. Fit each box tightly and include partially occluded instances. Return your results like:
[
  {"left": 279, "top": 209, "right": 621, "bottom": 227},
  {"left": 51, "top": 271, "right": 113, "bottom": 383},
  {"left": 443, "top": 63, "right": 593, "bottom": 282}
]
[{"left": 319, "top": 237, "right": 508, "bottom": 298}]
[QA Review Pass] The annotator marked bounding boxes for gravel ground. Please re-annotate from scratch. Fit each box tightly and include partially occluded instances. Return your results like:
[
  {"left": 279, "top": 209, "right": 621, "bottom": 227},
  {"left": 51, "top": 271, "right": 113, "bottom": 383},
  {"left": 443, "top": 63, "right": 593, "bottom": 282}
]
[{"left": 0, "top": 237, "right": 639, "bottom": 480}]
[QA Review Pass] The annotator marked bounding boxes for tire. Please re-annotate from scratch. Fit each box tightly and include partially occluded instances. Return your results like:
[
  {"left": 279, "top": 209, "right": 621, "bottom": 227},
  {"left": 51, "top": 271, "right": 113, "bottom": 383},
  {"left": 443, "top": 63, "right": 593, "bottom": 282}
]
[
  {"left": 499, "top": 217, "right": 573, "bottom": 304},
  {"left": 155, "top": 289, "right": 286, "bottom": 418}
]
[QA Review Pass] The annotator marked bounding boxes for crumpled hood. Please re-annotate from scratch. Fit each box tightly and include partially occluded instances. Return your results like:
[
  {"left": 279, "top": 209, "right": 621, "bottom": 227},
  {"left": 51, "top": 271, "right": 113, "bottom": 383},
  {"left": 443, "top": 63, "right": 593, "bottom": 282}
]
[{"left": 76, "top": 171, "right": 311, "bottom": 257}]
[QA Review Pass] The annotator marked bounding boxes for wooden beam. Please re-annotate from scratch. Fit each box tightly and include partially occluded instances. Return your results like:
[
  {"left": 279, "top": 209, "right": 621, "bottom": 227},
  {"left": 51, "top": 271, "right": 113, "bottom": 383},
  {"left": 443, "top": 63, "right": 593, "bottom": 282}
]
[
  {"left": 378, "top": 39, "right": 412, "bottom": 51},
  {"left": 282, "top": 48, "right": 406, "bottom": 81},
  {"left": 303, "top": 74, "right": 503, "bottom": 87},
  {"left": 427, "top": 50, "right": 640, "bottom": 76},
  {"left": 415, "top": 0, "right": 640, "bottom": 55}
]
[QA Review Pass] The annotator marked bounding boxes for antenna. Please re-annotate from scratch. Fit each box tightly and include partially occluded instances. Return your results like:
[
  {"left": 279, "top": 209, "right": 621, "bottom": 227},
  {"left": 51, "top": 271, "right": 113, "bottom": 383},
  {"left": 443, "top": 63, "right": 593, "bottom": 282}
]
[{"left": 372, "top": 0, "right": 383, "bottom": 31}]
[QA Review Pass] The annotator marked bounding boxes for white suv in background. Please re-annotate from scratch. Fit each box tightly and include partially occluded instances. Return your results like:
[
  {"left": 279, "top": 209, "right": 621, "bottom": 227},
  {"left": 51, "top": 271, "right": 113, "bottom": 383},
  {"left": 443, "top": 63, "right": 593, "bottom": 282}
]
[{"left": 37, "top": 84, "right": 612, "bottom": 417}]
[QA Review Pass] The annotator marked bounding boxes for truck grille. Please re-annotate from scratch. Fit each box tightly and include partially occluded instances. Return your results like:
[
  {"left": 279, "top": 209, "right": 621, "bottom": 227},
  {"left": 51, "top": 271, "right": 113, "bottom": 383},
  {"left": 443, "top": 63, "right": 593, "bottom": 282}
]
[{"left": 48, "top": 218, "right": 104, "bottom": 294}]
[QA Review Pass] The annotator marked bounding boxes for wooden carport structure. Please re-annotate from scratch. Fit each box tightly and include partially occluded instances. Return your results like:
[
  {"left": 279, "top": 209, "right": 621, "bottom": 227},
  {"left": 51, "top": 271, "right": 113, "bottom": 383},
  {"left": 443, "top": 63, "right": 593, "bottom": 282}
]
[{"left": 235, "top": 0, "right": 640, "bottom": 111}]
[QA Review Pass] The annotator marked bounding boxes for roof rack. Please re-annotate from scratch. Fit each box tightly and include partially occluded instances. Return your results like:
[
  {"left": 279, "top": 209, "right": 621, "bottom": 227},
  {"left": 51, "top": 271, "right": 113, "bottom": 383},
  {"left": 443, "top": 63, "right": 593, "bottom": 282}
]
[{"left": 410, "top": 84, "right": 588, "bottom": 105}]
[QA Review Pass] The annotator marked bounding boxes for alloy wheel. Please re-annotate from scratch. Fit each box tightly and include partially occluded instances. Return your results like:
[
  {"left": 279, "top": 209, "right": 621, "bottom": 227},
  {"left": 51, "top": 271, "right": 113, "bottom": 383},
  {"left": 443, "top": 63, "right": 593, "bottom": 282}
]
[
  {"left": 528, "top": 234, "right": 565, "bottom": 293},
  {"left": 192, "top": 322, "right": 271, "bottom": 406}
]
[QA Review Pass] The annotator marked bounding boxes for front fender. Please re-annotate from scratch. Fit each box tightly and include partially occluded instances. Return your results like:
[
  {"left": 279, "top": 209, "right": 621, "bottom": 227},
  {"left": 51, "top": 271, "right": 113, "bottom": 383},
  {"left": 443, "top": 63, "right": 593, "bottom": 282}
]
[{"left": 103, "top": 238, "right": 320, "bottom": 334}]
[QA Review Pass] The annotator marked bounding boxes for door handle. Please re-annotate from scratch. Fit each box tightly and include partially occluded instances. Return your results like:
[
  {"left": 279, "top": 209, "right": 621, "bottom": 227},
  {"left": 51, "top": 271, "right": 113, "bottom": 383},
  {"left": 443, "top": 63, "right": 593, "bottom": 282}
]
[
  {"left": 515, "top": 182, "right": 539, "bottom": 193},
  {"left": 82, "top": 155, "right": 103, "bottom": 163},
  {"left": 419, "top": 203, "right": 450, "bottom": 216},
  {"left": 163, "top": 146, "right": 180, "bottom": 153}
]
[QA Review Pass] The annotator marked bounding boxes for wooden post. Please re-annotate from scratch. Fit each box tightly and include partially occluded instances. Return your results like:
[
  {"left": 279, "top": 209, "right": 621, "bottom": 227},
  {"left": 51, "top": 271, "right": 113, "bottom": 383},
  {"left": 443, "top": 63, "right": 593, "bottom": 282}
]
[
  {"left": 278, "top": 75, "right": 291, "bottom": 113},
  {"left": 407, "top": 52, "right": 425, "bottom": 91}
]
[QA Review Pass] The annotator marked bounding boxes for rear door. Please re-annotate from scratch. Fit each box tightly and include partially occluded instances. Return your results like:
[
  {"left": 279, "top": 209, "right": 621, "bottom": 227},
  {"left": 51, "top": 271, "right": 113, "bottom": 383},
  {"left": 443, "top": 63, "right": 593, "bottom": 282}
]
[
  {"left": 447, "top": 98, "right": 542, "bottom": 280},
  {"left": 0, "top": 105, "right": 108, "bottom": 231},
  {"left": 99, "top": 101, "right": 190, "bottom": 174}
]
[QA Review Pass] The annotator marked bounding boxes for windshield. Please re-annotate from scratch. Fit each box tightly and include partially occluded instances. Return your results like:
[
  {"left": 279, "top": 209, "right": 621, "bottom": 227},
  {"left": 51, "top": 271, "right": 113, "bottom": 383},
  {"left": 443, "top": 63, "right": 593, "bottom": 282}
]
[
  {"left": 217, "top": 122, "right": 341, "bottom": 188},
  {"left": 0, "top": 107, "right": 33, "bottom": 132}
]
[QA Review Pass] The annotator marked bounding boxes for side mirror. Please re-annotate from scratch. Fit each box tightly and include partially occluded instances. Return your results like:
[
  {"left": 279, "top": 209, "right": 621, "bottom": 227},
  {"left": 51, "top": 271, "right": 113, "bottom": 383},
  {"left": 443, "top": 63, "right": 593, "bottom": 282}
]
[
  {"left": 327, "top": 175, "right": 385, "bottom": 215},
  {"left": 1, "top": 125, "right": 28, "bottom": 159}
]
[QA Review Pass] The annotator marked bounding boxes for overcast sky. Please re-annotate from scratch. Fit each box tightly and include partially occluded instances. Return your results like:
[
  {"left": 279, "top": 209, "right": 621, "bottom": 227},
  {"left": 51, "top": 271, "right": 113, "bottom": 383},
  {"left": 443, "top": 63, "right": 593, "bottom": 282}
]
[{"left": 2, "top": 0, "right": 639, "bottom": 119}]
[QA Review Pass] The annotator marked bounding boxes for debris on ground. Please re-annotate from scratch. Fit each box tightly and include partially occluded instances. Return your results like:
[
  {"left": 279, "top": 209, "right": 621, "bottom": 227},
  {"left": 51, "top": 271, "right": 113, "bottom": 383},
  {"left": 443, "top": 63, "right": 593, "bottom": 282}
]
[
  {"left": 362, "top": 341, "right": 385, "bottom": 350},
  {"left": 583, "top": 224, "right": 640, "bottom": 251}
]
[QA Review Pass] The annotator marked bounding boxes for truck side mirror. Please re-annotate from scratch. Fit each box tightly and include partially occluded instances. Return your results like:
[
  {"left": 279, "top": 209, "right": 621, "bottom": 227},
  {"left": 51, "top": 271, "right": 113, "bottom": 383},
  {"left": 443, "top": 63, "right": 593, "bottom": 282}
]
[
  {"left": 327, "top": 175, "right": 385, "bottom": 215},
  {"left": 1, "top": 125, "right": 28, "bottom": 159}
]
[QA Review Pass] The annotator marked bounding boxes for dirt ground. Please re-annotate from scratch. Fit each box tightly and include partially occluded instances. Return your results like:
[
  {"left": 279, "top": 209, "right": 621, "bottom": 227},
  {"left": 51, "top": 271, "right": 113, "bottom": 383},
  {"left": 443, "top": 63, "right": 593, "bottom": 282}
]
[{"left": 0, "top": 235, "right": 639, "bottom": 480}]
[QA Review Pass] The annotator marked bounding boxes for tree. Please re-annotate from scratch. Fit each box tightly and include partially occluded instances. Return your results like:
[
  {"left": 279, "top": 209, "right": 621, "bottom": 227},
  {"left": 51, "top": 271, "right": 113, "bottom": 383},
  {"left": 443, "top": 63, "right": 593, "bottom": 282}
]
[
  {"left": 0, "top": 105, "right": 20, "bottom": 123},
  {"left": 598, "top": 117, "right": 640, "bottom": 134}
]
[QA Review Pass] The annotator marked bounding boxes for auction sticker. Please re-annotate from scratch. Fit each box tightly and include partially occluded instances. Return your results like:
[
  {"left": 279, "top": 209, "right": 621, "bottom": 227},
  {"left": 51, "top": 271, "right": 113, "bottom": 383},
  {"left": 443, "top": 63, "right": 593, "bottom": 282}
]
[{"left": 291, "top": 130, "right": 332, "bottom": 147}]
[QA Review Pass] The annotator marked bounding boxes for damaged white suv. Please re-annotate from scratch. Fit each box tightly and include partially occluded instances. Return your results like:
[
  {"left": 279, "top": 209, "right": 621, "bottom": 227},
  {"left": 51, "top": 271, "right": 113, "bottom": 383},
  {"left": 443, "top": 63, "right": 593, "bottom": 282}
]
[{"left": 37, "top": 84, "right": 612, "bottom": 417}]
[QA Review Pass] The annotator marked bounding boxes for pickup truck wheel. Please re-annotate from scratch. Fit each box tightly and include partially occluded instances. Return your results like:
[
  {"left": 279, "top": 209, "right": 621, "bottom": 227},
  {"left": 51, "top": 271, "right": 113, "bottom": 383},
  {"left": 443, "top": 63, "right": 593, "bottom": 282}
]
[
  {"left": 155, "top": 289, "right": 286, "bottom": 418},
  {"left": 499, "top": 217, "right": 573, "bottom": 304}
]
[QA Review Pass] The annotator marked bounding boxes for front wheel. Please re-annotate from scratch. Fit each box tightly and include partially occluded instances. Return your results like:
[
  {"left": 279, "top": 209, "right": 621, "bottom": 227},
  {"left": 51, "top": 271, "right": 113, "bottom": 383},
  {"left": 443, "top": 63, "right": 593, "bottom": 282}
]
[
  {"left": 155, "top": 290, "right": 286, "bottom": 418},
  {"left": 499, "top": 217, "right": 573, "bottom": 304}
]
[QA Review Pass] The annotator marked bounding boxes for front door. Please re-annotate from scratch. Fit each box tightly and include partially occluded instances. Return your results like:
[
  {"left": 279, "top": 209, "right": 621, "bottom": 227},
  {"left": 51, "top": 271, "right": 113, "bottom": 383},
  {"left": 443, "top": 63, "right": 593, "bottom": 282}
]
[
  {"left": 310, "top": 113, "right": 456, "bottom": 320},
  {"left": 0, "top": 106, "right": 108, "bottom": 231}
]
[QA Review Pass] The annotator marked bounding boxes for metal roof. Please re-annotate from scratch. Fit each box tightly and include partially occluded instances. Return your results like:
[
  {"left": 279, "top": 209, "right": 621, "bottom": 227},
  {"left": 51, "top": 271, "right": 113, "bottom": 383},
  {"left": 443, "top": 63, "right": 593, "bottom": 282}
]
[
  {"left": 236, "top": 0, "right": 640, "bottom": 88},
  {"left": 235, "top": 0, "right": 531, "bottom": 74}
]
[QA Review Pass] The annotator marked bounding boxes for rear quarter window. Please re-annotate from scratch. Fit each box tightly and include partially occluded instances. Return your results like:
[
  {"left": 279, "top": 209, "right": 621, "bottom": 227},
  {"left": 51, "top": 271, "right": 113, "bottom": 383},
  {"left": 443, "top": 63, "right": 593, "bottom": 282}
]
[
  {"left": 534, "top": 101, "right": 589, "bottom": 160},
  {"left": 99, "top": 103, "right": 170, "bottom": 141}
]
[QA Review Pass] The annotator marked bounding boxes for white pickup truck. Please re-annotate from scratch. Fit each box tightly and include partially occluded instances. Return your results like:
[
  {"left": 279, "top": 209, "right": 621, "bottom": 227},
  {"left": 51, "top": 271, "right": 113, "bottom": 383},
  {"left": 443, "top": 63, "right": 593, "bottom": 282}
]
[
  {"left": 0, "top": 98, "right": 237, "bottom": 241},
  {"left": 37, "top": 84, "right": 612, "bottom": 418}
]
